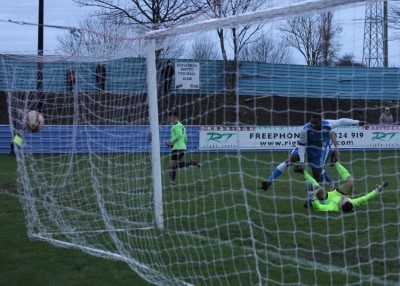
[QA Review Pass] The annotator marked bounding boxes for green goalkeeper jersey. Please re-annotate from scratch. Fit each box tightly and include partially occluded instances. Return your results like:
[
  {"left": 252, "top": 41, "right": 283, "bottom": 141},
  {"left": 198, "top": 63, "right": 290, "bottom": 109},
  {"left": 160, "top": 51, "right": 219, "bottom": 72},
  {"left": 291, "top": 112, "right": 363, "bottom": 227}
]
[
  {"left": 304, "top": 169, "right": 380, "bottom": 212},
  {"left": 170, "top": 121, "right": 187, "bottom": 150},
  {"left": 311, "top": 189, "right": 379, "bottom": 212}
]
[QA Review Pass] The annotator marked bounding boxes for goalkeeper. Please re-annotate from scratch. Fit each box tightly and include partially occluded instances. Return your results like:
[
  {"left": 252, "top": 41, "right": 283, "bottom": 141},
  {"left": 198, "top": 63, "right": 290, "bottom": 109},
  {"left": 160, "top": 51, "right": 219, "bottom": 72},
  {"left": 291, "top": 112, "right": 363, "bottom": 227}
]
[
  {"left": 166, "top": 111, "right": 200, "bottom": 186},
  {"left": 300, "top": 162, "right": 388, "bottom": 212}
]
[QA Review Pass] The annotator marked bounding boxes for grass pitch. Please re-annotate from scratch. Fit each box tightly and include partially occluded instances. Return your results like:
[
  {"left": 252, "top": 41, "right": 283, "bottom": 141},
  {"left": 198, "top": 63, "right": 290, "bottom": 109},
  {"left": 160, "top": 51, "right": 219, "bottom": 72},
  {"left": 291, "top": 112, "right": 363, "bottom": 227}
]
[
  {"left": 0, "top": 155, "right": 152, "bottom": 286},
  {"left": 1, "top": 150, "right": 399, "bottom": 285}
]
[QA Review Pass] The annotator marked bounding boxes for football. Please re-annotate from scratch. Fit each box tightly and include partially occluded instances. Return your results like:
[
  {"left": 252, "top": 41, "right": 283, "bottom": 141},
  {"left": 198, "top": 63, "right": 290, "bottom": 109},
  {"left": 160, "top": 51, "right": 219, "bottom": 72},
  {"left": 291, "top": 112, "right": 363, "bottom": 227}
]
[{"left": 25, "top": 111, "right": 45, "bottom": 132}]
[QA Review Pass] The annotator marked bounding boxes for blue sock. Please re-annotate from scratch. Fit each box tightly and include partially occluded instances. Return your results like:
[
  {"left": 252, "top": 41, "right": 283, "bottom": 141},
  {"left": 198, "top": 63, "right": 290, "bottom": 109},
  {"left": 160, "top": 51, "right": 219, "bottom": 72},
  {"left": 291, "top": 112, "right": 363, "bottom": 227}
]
[
  {"left": 321, "top": 170, "right": 333, "bottom": 184},
  {"left": 267, "top": 162, "right": 287, "bottom": 182},
  {"left": 268, "top": 169, "right": 282, "bottom": 182}
]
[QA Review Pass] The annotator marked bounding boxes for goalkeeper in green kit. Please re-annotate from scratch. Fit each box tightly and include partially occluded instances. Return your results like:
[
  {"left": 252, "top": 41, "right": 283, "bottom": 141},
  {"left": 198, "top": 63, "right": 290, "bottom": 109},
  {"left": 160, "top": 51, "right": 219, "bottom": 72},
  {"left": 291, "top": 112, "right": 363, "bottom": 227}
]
[
  {"left": 297, "top": 162, "right": 388, "bottom": 212},
  {"left": 166, "top": 111, "right": 200, "bottom": 186}
]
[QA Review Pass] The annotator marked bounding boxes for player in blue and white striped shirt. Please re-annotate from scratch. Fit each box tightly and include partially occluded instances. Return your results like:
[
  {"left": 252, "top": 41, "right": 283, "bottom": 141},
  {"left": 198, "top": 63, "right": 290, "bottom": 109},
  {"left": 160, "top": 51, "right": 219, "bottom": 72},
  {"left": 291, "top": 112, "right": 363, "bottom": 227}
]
[
  {"left": 296, "top": 114, "right": 366, "bottom": 182},
  {"left": 261, "top": 113, "right": 366, "bottom": 191}
]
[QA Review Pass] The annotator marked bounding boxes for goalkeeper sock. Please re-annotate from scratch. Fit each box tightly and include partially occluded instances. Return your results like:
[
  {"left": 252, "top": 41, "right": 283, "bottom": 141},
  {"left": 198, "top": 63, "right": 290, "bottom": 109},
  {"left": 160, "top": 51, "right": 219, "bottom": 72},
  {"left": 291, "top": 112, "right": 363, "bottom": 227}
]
[
  {"left": 170, "top": 169, "right": 177, "bottom": 181},
  {"left": 334, "top": 162, "right": 351, "bottom": 181}
]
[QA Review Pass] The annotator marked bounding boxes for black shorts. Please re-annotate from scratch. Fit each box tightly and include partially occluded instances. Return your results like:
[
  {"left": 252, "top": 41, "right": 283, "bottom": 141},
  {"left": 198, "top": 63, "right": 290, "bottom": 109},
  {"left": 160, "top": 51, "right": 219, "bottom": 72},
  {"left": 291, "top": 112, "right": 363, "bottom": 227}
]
[{"left": 171, "top": 150, "right": 185, "bottom": 161}]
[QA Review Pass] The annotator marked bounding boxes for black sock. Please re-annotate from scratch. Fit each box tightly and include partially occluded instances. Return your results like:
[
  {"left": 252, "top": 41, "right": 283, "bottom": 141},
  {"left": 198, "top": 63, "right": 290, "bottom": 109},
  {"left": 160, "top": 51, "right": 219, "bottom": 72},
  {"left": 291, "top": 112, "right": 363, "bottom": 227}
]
[
  {"left": 178, "top": 161, "right": 192, "bottom": 169},
  {"left": 170, "top": 169, "right": 176, "bottom": 181},
  {"left": 10, "top": 143, "right": 15, "bottom": 153}
]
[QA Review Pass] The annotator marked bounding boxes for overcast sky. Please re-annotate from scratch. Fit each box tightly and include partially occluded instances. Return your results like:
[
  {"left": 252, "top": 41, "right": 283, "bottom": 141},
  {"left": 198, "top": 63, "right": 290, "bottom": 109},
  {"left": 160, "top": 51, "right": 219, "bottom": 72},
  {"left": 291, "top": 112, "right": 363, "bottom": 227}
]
[
  {"left": 0, "top": 0, "right": 398, "bottom": 66},
  {"left": 0, "top": 1, "right": 95, "bottom": 54}
]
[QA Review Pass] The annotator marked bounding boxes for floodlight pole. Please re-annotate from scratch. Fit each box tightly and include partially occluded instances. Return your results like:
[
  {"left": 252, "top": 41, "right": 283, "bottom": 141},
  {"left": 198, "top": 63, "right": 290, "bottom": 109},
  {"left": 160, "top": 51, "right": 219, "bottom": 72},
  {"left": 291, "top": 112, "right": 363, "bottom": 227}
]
[
  {"left": 37, "top": 0, "right": 44, "bottom": 111},
  {"left": 383, "top": 0, "right": 388, "bottom": 67}
]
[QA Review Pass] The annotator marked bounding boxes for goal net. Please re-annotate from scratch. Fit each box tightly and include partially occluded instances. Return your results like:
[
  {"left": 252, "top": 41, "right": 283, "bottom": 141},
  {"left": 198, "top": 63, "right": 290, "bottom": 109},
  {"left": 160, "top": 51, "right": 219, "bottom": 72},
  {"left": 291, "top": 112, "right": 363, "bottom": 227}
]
[{"left": 2, "top": 0, "right": 400, "bottom": 285}]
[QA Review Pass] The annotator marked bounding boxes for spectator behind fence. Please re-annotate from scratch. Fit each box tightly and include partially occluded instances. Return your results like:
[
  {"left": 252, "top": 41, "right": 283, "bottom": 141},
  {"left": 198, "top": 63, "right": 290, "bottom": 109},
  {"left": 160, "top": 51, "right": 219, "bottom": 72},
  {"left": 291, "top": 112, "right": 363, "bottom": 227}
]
[
  {"left": 95, "top": 63, "right": 107, "bottom": 94},
  {"left": 161, "top": 60, "right": 174, "bottom": 95},
  {"left": 66, "top": 67, "right": 75, "bottom": 94},
  {"left": 379, "top": 107, "right": 393, "bottom": 125}
]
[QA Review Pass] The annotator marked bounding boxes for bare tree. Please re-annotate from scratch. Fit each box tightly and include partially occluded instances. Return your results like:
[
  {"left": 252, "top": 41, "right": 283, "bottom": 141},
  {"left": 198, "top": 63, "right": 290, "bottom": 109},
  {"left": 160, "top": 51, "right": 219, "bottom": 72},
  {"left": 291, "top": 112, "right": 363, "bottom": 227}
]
[
  {"left": 74, "top": 0, "right": 203, "bottom": 28},
  {"left": 188, "top": 36, "right": 220, "bottom": 60},
  {"left": 335, "top": 53, "right": 364, "bottom": 66},
  {"left": 73, "top": 0, "right": 204, "bottom": 58},
  {"left": 73, "top": 0, "right": 204, "bottom": 99},
  {"left": 279, "top": 12, "right": 342, "bottom": 66},
  {"left": 319, "top": 12, "right": 342, "bottom": 66},
  {"left": 57, "top": 16, "right": 136, "bottom": 57},
  {"left": 159, "top": 38, "right": 186, "bottom": 59},
  {"left": 202, "top": 0, "right": 267, "bottom": 98},
  {"left": 389, "top": 3, "right": 400, "bottom": 40},
  {"left": 240, "top": 34, "right": 293, "bottom": 64}
]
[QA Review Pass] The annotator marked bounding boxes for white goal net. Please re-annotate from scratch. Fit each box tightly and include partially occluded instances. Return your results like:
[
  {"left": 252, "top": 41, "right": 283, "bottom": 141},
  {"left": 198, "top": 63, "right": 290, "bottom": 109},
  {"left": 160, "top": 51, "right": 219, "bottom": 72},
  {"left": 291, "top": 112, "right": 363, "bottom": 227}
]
[{"left": 2, "top": 0, "right": 400, "bottom": 285}]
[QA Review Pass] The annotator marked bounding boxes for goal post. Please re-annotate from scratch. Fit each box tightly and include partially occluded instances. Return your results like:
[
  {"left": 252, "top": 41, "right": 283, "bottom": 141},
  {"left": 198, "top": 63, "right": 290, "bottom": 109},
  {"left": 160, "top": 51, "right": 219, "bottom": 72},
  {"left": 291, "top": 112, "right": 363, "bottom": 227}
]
[{"left": 146, "top": 39, "right": 164, "bottom": 230}]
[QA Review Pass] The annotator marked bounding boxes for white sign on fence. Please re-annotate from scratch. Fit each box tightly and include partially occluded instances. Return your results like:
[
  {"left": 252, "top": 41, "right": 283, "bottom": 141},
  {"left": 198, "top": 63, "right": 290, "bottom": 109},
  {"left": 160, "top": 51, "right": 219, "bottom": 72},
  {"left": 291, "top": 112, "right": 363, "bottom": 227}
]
[
  {"left": 175, "top": 62, "right": 200, "bottom": 89},
  {"left": 199, "top": 125, "right": 400, "bottom": 150}
]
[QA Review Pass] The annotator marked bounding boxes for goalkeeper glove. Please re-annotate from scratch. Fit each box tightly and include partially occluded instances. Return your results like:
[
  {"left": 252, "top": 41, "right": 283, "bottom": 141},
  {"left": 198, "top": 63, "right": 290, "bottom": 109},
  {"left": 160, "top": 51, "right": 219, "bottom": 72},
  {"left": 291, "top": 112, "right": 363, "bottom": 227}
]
[
  {"left": 294, "top": 164, "right": 304, "bottom": 174},
  {"left": 306, "top": 184, "right": 317, "bottom": 200},
  {"left": 376, "top": 181, "right": 389, "bottom": 193}
]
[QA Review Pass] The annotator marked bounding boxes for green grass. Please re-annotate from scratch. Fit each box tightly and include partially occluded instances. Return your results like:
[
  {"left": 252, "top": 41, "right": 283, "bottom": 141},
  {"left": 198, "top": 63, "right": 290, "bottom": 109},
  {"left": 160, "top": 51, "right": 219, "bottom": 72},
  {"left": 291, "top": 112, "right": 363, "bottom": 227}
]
[
  {"left": 0, "top": 155, "right": 152, "bottom": 286},
  {"left": 1, "top": 151, "right": 400, "bottom": 285}
]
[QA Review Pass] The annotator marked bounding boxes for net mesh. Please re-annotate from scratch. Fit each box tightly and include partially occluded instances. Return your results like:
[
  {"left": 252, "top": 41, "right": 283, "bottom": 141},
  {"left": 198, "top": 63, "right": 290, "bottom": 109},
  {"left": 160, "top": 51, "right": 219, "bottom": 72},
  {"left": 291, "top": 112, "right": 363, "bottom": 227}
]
[{"left": 1, "top": 1, "right": 400, "bottom": 285}]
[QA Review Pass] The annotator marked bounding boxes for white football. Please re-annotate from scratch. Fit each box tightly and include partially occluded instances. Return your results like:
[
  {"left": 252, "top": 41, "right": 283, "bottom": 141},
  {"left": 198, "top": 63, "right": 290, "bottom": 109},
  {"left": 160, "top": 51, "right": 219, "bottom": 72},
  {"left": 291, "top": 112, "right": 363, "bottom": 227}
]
[{"left": 25, "top": 111, "right": 45, "bottom": 132}]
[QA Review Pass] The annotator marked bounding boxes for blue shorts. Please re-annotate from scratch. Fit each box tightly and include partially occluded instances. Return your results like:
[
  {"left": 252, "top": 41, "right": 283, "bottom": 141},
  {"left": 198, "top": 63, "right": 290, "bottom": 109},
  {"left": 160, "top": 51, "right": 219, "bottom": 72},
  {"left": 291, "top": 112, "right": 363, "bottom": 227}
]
[{"left": 307, "top": 147, "right": 330, "bottom": 169}]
